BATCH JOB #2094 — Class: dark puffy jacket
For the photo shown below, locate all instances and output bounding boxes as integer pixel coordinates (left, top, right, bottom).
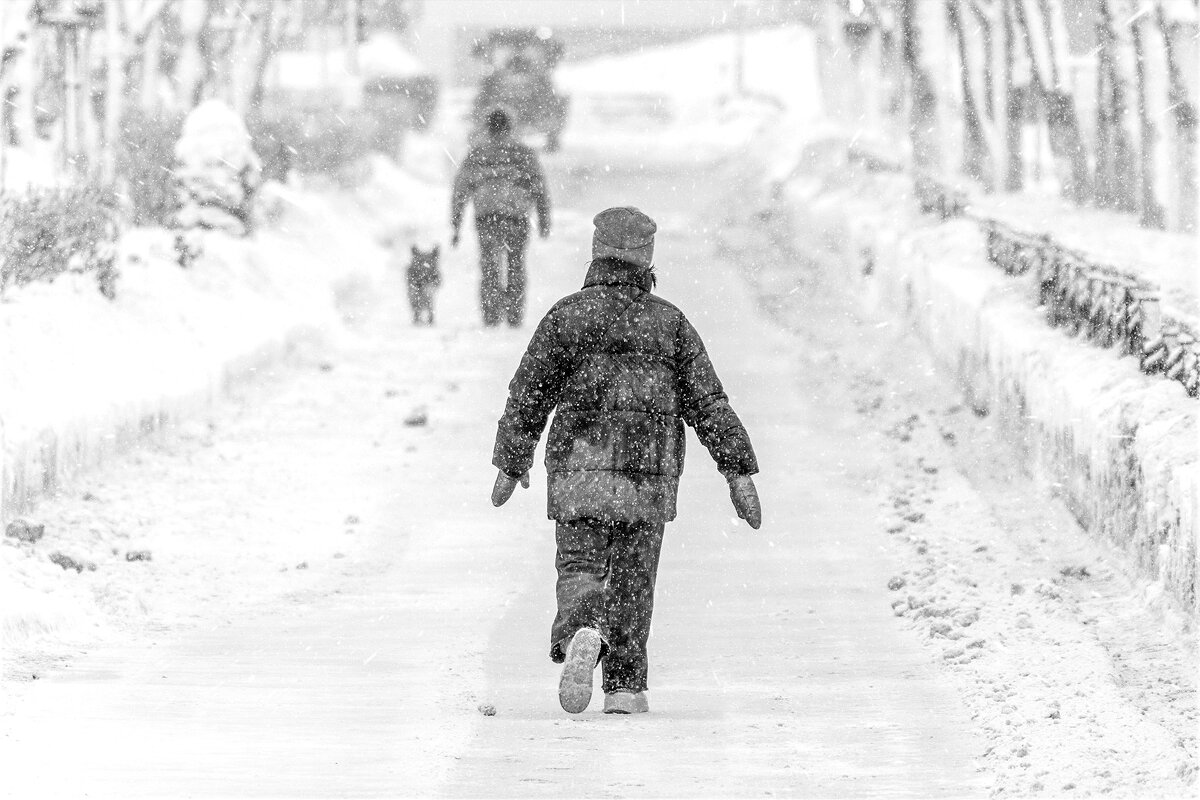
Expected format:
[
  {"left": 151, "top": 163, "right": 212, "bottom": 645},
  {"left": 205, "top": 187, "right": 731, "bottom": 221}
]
[
  {"left": 493, "top": 258, "right": 758, "bottom": 524},
  {"left": 451, "top": 135, "right": 550, "bottom": 227}
]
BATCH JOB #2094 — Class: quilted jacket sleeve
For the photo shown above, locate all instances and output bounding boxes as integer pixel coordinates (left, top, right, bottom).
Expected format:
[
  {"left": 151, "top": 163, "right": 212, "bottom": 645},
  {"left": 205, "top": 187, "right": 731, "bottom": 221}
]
[
  {"left": 676, "top": 315, "right": 759, "bottom": 476},
  {"left": 492, "top": 310, "right": 572, "bottom": 477}
]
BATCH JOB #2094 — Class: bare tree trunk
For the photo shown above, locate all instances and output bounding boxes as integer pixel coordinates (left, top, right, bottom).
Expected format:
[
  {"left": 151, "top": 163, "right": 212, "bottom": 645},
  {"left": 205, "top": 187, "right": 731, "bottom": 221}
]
[
  {"left": 192, "top": 2, "right": 220, "bottom": 108},
  {"left": 1131, "top": 11, "right": 1166, "bottom": 228},
  {"left": 247, "top": 0, "right": 287, "bottom": 116},
  {"left": 139, "top": 21, "right": 161, "bottom": 111},
  {"left": 948, "top": 0, "right": 994, "bottom": 188},
  {"left": 103, "top": 0, "right": 121, "bottom": 184},
  {"left": 77, "top": 27, "right": 103, "bottom": 180},
  {"left": 234, "top": 0, "right": 293, "bottom": 119},
  {"left": 229, "top": 1, "right": 264, "bottom": 116},
  {"left": 970, "top": 0, "right": 1012, "bottom": 191},
  {"left": 1030, "top": 0, "right": 1090, "bottom": 203},
  {"left": 1002, "top": 0, "right": 1023, "bottom": 190},
  {"left": 61, "top": 26, "right": 80, "bottom": 175},
  {"left": 968, "top": 0, "right": 996, "bottom": 120},
  {"left": 899, "top": 0, "right": 941, "bottom": 173},
  {"left": 0, "top": 0, "right": 36, "bottom": 155},
  {"left": 344, "top": 0, "right": 360, "bottom": 75},
  {"left": 877, "top": 6, "right": 905, "bottom": 128},
  {"left": 1157, "top": 1, "right": 1198, "bottom": 233},
  {"left": 1042, "top": 0, "right": 1088, "bottom": 199},
  {"left": 118, "top": 0, "right": 170, "bottom": 112},
  {"left": 172, "top": 0, "right": 216, "bottom": 111},
  {"left": 1094, "top": 0, "right": 1139, "bottom": 212},
  {"left": 1094, "top": 5, "right": 1115, "bottom": 201}
]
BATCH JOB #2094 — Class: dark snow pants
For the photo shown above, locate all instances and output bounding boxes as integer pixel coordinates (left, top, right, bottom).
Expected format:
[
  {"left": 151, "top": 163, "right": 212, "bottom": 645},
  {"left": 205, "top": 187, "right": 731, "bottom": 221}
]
[
  {"left": 550, "top": 517, "right": 665, "bottom": 694},
  {"left": 475, "top": 214, "right": 529, "bottom": 327}
]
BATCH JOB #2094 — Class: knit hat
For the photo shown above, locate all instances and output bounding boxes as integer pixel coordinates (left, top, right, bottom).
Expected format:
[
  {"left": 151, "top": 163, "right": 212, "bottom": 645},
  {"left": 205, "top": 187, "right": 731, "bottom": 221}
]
[{"left": 592, "top": 206, "right": 657, "bottom": 268}]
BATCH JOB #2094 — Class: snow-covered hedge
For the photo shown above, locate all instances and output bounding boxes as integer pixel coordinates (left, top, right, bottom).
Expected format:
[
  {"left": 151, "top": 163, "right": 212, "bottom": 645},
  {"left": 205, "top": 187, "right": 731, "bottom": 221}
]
[{"left": 0, "top": 187, "right": 120, "bottom": 299}]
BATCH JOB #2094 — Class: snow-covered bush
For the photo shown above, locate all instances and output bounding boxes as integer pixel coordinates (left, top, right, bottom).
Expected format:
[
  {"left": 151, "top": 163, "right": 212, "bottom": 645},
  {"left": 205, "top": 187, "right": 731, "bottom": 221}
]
[
  {"left": 0, "top": 187, "right": 120, "bottom": 299},
  {"left": 118, "top": 108, "right": 185, "bottom": 227},
  {"left": 249, "top": 106, "right": 379, "bottom": 187},
  {"left": 173, "top": 100, "right": 262, "bottom": 236}
]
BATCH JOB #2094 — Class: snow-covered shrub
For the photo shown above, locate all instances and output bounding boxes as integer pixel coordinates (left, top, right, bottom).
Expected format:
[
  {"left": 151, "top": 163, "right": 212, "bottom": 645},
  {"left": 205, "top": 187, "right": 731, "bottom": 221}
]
[
  {"left": 0, "top": 187, "right": 120, "bottom": 298},
  {"left": 249, "top": 106, "right": 379, "bottom": 186},
  {"left": 173, "top": 100, "right": 262, "bottom": 236},
  {"left": 117, "top": 108, "right": 184, "bottom": 227}
]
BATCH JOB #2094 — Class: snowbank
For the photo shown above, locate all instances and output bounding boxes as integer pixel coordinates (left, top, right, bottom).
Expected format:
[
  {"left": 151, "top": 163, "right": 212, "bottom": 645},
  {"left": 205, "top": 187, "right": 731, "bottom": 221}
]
[
  {"left": 766, "top": 137, "right": 1198, "bottom": 613},
  {"left": 1, "top": 156, "right": 441, "bottom": 641}
]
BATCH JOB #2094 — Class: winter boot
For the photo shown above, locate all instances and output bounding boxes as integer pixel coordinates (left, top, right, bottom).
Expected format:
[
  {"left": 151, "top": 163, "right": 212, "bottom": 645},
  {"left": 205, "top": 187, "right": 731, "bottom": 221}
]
[
  {"left": 603, "top": 690, "right": 649, "bottom": 715},
  {"left": 558, "top": 627, "right": 602, "bottom": 714}
]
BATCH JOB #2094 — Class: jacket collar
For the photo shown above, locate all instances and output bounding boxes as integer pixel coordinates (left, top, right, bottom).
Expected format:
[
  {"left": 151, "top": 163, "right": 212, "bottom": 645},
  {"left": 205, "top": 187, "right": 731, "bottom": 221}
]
[{"left": 583, "top": 258, "right": 654, "bottom": 293}]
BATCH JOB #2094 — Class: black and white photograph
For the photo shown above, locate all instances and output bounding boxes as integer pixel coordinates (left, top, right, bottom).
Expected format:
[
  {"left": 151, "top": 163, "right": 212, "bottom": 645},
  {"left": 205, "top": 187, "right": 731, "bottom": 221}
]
[{"left": 0, "top": 0, "right": 1196, "bottom": 797}]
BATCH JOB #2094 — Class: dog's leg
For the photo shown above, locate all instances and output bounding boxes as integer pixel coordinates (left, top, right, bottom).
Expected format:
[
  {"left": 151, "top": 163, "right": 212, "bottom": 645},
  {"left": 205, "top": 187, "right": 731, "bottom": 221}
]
[{"left": 424, "top": 287, "right": 439, "bottom": 326}]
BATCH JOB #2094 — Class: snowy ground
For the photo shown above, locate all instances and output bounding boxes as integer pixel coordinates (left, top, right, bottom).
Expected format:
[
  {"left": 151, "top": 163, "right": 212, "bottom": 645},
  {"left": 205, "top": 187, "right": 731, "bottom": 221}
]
[
  {"left": 1, "top": 156, "right": 989, "bottom": 798},
  {"left": 720, "top": 165, "right": 1198, "bottom": 795},
  {"left": 1, "top": 26, "right": 1196, "bottom": 799},
  {"left": 0, "top": 154, "right": 440, "bottom": 513}
]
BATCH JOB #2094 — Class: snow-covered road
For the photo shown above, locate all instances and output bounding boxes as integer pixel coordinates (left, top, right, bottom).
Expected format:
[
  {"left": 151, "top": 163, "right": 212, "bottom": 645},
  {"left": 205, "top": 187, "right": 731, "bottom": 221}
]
[
  {"left": 1, "top": 164, "right": 988, "bottom": 798},
  {"left": 2, "top": 158, "right": 1195, "bottom": 798}
]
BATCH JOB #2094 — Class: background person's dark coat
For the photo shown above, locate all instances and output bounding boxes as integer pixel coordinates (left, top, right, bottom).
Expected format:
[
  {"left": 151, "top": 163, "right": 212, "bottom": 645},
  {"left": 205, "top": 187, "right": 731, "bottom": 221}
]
[
  {"left": 493, "top": 258, "right": 758, "bottom": 524},
  {"left": 451, "top": 137, "right": 550, "bottom": 227}
]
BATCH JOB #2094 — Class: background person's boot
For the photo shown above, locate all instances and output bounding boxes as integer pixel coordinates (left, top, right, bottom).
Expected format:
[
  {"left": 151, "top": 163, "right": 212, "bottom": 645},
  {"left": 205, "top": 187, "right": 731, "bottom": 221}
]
[
  {"left": 558, "top": 627, "right": 602, "bottom": 713},
  {"left": 603, "top": 690, "right": 649, "bottom": 714}
]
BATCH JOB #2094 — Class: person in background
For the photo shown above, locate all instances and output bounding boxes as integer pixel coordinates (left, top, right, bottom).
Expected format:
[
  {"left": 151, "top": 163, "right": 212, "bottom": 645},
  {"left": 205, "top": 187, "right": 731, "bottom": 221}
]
[
  {"left": 450, "top": 106, "right": 551, "bottom": 328},
  {"left": 490, "top": 206, "right": 762, "bottom": 715}
]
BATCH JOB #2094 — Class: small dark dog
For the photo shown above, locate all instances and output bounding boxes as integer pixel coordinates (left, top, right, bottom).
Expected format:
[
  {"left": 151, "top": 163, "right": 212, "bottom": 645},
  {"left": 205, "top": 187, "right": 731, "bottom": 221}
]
[{"left": 406, "top": 245, "right": 441, "bottom": 325}]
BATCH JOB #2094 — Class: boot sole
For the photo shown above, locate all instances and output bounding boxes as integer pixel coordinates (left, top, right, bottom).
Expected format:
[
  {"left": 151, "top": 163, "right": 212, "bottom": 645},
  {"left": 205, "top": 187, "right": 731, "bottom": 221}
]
[{"left": 558, "top": 628, "right": 602, "bottom": 714}]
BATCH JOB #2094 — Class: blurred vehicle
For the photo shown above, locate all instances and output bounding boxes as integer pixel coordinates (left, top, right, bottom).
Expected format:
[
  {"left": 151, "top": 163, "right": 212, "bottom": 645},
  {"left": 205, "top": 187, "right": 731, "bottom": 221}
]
[{"left": 470, "top": 27, "right": 568, "bottom": 152}]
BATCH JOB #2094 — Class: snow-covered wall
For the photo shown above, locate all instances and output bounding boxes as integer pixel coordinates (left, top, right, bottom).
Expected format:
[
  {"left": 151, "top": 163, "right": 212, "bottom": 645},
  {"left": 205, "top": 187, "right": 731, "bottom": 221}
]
[
  {"left": 1, "top": 157, "right": 438, "bottom": 522},
  {"left": 776, "top": 145, "right": 1198, "bottom": 613}
]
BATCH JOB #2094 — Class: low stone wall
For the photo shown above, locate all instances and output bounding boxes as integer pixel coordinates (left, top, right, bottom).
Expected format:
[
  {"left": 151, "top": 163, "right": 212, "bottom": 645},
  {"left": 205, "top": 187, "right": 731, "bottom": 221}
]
[{"left": 778, "top": 150, "right": 1198, "bottom": 613}]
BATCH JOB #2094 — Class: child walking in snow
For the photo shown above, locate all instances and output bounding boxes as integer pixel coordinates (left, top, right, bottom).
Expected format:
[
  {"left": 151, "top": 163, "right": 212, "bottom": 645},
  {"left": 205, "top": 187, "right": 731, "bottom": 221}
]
[{"left": 490, "top": 206, "right": 761, "bottom": 714}]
